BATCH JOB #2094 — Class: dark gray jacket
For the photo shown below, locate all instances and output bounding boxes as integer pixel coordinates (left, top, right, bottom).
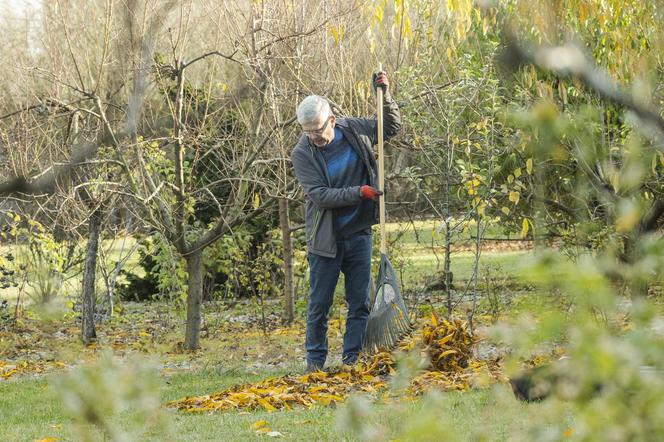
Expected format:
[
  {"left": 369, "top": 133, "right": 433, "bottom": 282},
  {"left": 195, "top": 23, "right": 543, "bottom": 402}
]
[{"left": 291, "top": 96, "right": 401, "bottom": 257}]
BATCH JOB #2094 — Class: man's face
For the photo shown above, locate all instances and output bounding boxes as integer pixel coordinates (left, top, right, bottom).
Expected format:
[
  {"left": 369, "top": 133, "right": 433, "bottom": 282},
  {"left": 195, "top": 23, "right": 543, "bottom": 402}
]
[{"left": 301, "top": 114, "right": 336, "bottom": 147}]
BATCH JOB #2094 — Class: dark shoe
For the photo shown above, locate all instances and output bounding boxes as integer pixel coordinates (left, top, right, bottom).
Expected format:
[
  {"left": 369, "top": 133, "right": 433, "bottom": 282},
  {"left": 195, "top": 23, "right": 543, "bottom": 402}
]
[
  {"left": 342, "top": 356, "right": 357, "bottom": 366},
  {"left": 306, "top": 361, "right": 324, "bottom": 373}
]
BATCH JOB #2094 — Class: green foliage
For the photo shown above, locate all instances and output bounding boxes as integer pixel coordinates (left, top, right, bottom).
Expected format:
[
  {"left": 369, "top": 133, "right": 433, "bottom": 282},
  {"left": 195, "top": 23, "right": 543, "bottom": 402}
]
[
  {"left": 56, "top": 351, "right": 168, "bottom": 441},
  {"left": 206, "top": 224, "right": 306, "bottom": 300},
  {"left": 0, "top": 213, "right": 82, "bottom": 306},
  {"left": 119, "top": 222, "right": 307, "bottom": 303},
  {"left": 118, "top": 234, "right": 187, "bottom": 303},
  {"left": 494, "top": 250, "right": 664, "bottom": 441}
]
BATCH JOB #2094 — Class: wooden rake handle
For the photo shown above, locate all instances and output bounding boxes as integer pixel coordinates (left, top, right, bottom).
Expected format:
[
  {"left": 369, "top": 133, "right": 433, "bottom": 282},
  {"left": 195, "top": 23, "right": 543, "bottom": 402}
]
[{"left": 376, "top": 64, "right": 386, "bottom": 255}]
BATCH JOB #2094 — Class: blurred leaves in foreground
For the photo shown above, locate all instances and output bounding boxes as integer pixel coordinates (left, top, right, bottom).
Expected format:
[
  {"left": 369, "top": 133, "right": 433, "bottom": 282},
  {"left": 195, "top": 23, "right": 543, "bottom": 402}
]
[{"left": 56, "top": 351, "right": 168, "bottom": 442}]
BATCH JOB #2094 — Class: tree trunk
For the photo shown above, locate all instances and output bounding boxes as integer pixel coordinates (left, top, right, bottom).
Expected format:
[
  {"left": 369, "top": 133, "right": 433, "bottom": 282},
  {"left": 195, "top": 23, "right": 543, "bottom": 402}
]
[
  {"left": 184, "top": 249, "right": 203, "bottom": 350},
  {"left": 81, "top": 208, "right": 101, "bottom": 344},
  {"left": 444, "top": 217, "right": 452, "bottom": 316},
  {"left": 279, "top": 198, "right": 295, "bottom": 324}
]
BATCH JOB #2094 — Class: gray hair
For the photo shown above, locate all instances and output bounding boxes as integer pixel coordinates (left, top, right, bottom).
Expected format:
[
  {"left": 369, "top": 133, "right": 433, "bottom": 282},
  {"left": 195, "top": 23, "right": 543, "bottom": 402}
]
[{"left": 296, "top": 95, "right": 331, "bottom": 125}]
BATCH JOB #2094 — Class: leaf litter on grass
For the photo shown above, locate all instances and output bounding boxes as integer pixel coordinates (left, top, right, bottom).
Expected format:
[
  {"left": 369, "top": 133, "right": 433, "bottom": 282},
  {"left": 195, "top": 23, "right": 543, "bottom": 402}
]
[
  {"left": 168, "top": 313, "right": 505, "bottom": 413},
  {"left": 0, "top": 359, "right": 66, "bottom": 380}
]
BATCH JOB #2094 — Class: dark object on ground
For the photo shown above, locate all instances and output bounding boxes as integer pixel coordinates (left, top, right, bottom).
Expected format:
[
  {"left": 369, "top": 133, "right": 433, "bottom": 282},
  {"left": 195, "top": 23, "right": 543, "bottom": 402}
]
[
  {"left": 510, "top": 359, "right": 661, "bottom": 402},
  {"left": 509, "top": 357, "right": 603, "bottom": 402},
  {"left": 426, "top": 271, "right": 454, "bottom": 291},
  {"left": 509, "top": 363, "right": 560, "bottom": 402}
]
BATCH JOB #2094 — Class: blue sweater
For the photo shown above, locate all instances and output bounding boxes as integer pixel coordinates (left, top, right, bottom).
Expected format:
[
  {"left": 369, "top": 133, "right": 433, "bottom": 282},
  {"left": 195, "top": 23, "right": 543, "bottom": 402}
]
[{"left": 321, "top": 127, "right": 372, "bottom": 237}]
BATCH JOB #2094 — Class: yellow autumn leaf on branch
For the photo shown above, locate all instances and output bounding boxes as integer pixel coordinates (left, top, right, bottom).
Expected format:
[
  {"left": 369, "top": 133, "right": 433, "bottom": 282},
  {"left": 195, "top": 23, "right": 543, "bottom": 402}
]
[
  {"left": 521, "top": 218, "right": 530, "bottom": 238},
  {"left": 329, "top": 25, "right": 345, "bottom": 45},
  {"left": 508, "top": 191, "right": 520, "bottom": 204}
]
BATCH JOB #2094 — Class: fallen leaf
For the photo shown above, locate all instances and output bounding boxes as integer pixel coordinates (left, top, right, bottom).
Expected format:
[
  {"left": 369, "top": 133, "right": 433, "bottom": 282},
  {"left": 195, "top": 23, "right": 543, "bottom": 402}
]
[{"left": 251, "top": 420, "right": 269, "bottom": 430}]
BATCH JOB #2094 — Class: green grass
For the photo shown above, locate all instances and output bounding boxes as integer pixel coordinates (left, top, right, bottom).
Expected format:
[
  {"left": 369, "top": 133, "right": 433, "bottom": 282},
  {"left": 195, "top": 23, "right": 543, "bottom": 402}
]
[
  {"left": 0, "top": 367, "right": 552, "bottom": 442},
  {"left": 0, "top": 235, "right": 142, "bottom": 304},
  {"left": 0, "top": 222, "right": 568, "bottom": 441}
]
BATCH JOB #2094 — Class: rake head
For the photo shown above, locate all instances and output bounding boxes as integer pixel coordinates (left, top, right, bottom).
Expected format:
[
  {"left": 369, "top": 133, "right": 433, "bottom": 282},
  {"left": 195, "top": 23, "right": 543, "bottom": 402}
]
[{"left": 363, "top": 254, "right": 412, "bottom": 354}]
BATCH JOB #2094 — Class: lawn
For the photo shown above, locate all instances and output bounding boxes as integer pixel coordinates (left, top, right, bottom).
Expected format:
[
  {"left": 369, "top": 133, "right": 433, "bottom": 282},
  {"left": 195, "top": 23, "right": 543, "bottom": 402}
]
[
  {"left": 0, "top": 362, "right": 548, "bottom": 441},
  {"left": 0, "top": 221, "right": 568, "bottom": 441}
]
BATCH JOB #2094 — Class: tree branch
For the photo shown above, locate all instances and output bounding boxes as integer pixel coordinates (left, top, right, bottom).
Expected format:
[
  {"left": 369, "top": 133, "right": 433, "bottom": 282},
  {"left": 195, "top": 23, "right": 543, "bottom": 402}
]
[{"left": 499, "top": 32, "right": 664, "bottom": 141}]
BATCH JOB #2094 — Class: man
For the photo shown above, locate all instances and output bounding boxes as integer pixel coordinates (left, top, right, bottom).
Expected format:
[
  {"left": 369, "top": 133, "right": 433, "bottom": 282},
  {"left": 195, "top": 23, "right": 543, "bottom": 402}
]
[{"left": 291, "top": 72, "right": 401, "bottom": 371}]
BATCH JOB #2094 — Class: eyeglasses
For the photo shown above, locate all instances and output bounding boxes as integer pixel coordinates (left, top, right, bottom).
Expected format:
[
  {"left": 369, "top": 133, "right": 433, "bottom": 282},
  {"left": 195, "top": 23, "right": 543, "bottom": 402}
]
[{"left": 302, "top": 116, "right": 332, "bottom": 137}]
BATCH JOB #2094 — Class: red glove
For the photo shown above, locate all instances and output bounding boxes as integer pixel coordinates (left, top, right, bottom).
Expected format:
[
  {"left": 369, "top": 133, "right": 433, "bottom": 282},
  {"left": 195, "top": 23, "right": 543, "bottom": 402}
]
[{"left": 360, "top": 185, "right": 383, "bottom": 201}]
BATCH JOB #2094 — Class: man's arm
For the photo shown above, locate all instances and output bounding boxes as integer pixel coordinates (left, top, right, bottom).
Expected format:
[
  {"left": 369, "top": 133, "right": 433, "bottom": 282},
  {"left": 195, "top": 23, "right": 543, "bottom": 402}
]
[
  {"left": 381, "top": 92, "right": 402, "bottom": 140},
  {"left": 291, "top": 147, "right": 362, "bottom": 209},
  {"left": 369, "top": 71, "right": 402, "bottom": 143}
]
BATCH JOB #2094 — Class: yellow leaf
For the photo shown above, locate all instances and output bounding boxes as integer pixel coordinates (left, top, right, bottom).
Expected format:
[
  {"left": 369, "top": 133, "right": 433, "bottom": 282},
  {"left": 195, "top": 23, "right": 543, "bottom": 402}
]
[
  {"left": 372, "top": 4, "right": 384, "bottom": 24},
  {"left": 520, "top": 218, "right": 530, "bottom": 238},
  {"left": 437, "top": 333, "right": 454, "bottom": 345},
  {"left": 652, "top": 153, "right": 658, "bottom": 173},
  {"left": 610, "top": 172, "right": 620, "bottom": 192},
  {"left": 430, "top": 311, "right": 439, "bottom": 327},
  {"left": 258, "top": 398, "right": 277, "bottom": 412},
  {"left": 501, "top": 206, "right": 510, "bottom": 215},
  {"left": 507, "top": 174, "right": 514, "bottom": 184},
  {"left": 436, "top": 349, "right": 458, "bottom": 360},
  {"left": 253, "top": 193, "right": 261, "bottom": 210},
  {"left": 35, "top": 438, "right": 59, "bottom": 442},
  {"left": 526, "top": 158, "right": 533, "bottom": 175},
  {"left": 508, "top": 191, "right": 520, "bottom": 204},
  {"left": 514, "top": 168, "right": 522, "bottom": 178},
  {"left": 252, "top": 420, "right": 269, "bottom": 430},
  {"left": 329, "top": 25, "right": 345, "bottom": 45}
]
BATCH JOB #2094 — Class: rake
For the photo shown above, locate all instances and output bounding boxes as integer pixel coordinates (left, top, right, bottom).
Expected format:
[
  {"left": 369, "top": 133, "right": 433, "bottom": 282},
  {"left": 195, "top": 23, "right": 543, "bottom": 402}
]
[{"left": 362, "top": 65, "right": 412, "bottom": 354}]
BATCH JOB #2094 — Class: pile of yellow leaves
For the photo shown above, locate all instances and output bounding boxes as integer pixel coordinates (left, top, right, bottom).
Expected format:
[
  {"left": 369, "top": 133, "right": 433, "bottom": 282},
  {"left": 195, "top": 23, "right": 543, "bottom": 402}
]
[
  {"left": 169, "top": 315, "right": 502, "bottom": 413},
  {"left": 170, "top": 363, "right": 388, "bottom": 413},
  {"left": 420, "top": 315, "right": 475, "bottom": 372}
]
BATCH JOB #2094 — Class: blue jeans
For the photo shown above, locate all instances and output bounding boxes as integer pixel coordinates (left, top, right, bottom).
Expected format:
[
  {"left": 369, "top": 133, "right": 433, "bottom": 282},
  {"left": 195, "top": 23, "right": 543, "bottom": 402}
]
[{"left": 306, "top": 232, "right": 372, "bottom": 367}]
